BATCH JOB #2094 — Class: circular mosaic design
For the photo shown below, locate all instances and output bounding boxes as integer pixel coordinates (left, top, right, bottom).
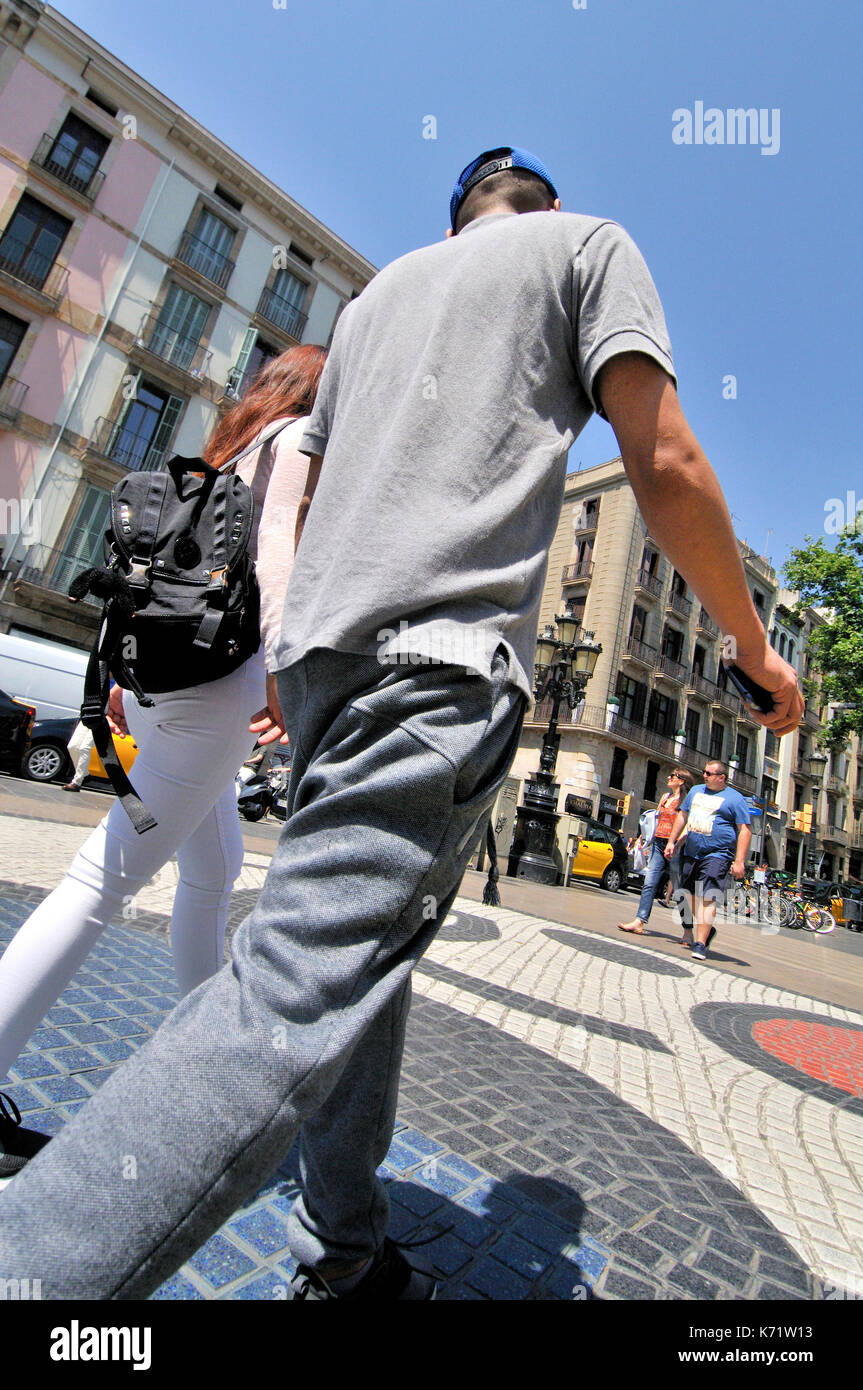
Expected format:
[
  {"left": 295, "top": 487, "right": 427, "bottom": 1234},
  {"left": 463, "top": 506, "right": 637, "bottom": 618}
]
[{"left": 691, "top": 1002, "right": 863, "bottom": 1115}]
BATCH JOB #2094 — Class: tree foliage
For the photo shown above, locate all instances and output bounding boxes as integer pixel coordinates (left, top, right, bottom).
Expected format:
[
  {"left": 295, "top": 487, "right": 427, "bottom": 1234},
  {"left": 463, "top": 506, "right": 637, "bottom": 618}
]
[{"left": 784, "top": 527, "right": 863, "bottom": 749}]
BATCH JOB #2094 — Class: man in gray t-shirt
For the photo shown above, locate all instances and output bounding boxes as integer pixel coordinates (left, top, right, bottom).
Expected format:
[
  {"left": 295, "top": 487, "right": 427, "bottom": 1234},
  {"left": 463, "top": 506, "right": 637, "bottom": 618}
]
[
  {"left": 0, "top": 147, "right": 802, "bottom": 1303},
  {"left": 277, "top": 189, "right": 675, "bottom": 700}
]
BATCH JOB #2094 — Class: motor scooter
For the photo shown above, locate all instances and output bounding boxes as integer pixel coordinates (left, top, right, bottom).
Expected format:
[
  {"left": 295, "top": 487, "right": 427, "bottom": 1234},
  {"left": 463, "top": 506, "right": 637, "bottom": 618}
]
[{"left": 235, "top": 763, "right": 289, "bottom": 822}]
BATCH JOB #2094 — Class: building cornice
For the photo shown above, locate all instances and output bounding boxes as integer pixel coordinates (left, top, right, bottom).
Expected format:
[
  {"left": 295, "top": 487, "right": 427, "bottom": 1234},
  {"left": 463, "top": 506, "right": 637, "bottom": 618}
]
[{"left": 38, "top": 6, "right": 377, "bottom": 285}]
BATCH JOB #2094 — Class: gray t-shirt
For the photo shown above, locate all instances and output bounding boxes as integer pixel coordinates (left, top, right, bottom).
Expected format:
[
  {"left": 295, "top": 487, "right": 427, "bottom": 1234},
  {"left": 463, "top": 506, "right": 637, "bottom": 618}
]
[{"left": 276, "top": 210, "right": 675, "bottom": 698}]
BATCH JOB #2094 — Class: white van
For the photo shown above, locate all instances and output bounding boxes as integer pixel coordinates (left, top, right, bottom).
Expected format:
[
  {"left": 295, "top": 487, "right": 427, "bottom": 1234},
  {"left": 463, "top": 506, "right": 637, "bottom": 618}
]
[{"left": 0, "top": 630, "right": 87, "bottom": 720}]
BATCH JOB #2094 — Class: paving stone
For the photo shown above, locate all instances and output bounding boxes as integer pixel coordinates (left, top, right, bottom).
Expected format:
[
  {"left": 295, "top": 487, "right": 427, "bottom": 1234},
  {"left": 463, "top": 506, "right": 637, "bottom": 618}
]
[
  {"left": 695, "top": 1249, "right": 752, "bottom": 1290},
  {"left": 666, "top": 1263, "right": 724, "bottom": 1299},
  {"left": 601, "top": 1268, "right": 660, "bottom": 1300}
]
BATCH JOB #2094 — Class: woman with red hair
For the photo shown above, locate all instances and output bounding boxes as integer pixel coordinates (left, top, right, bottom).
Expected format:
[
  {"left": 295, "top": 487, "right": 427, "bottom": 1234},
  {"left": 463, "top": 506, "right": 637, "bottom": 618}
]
[{"left": 0, "top": 345, "right": 326, "bottom": 1179}]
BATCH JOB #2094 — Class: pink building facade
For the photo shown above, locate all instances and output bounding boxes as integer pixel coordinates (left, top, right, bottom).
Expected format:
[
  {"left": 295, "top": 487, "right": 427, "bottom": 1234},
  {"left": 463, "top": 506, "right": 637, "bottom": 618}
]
[{"left": 0, "top": 0, "right": 373, "bottom": 647}]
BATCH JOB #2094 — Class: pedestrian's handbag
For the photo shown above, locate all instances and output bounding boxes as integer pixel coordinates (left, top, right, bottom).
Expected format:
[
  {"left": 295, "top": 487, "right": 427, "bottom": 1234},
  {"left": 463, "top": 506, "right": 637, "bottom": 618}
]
[
  {"left": 67, "top": 421, "right": 288, "bottom": 834},
  {"left": 639, "top": 807, "right": 658, "bottom": 848}
]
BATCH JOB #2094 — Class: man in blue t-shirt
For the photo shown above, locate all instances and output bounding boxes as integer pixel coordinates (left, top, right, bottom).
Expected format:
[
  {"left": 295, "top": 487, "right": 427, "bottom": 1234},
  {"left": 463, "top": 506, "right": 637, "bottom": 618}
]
[{"left": 664, "top": 760, "right": 751, "bottom": 961}]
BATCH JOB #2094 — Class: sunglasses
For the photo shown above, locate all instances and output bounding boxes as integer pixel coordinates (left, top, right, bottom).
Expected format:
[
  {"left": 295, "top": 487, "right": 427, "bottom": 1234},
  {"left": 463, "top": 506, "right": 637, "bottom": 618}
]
[{"left": 703, "top": 769, "right": 726, "bottom": 777}]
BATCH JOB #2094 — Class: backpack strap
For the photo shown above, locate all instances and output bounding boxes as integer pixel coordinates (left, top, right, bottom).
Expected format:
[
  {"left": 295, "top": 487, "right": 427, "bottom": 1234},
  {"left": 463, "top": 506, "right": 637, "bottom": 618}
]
[
  {"left": 122, "top": 471, "right": 170, "bottom": 591},
  {"left": 80, "top": 616, "right": 157, "bottom": 835},
  {"left": 193, "top": 474, "right": 231, "bottom": 650},
  {"left": 219, "top": 418, "right": 292, "bottom": 474}
]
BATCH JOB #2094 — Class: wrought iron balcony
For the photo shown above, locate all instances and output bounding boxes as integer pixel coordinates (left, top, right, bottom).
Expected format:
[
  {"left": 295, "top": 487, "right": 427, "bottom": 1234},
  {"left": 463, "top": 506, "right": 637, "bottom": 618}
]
[
  {"left": 666, "top": 589, "right": 692, "bottom": 620},
  {"left": 655, "top": 654, "right": 688, "bottom": 685},
  {"left": 826, "top": 775, "right": 848, "bottom": 795},
  {"left": 134, "top": 310, "right": 212, "bottom": 379},
  {"left": 0, "top": 234, "right": 69, "bottom": 303},
  {"left": 15, "top": 544, "right": 101, "bottom": 605},
  {"left": 561, "top": 559, "right": 594, "bottom": 585},
  {"left": 728, "top": 767, "right": 757, "bottom": 797},
  {"left": 175, "top": 230, "right": 235, "bottom": 290},
  {"left": 31, "top": 132, "right": 106, "bottom": 200},
  {"left": 256, "top": 287, "right": 307, "bottom": 340},
  {"left": 87, "top": 416, "right": 170, "bottom": 473},
  {"left": 696, "top": 608, "right": 719, "bottom": 639},
  {"left": 687, "top": 671, "right": 718, "bottom": 701},
  {"left": 803, "top": 704, "right": 822, "bottom": 729},
  {"left": 0, "top": 375, "right": 28, "bottom": 423},
  {"left": 634, "top": 567, "right": 662, "bottom": 600},
  {"left": 526, "top": 700, "right": 679, "bottom": 761},
  {"left": 712, "top": 684, "right": 739, "bottom": 713},
  {"left": 622, "top": 635, "right": 657, "bottom": 666}
]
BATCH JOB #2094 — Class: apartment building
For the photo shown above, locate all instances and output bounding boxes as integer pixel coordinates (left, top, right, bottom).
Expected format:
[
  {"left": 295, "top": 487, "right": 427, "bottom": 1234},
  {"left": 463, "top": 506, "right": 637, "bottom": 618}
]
[
  {"left": 510, "top": 458, "right": 780, "bottom": 851},
  {"left": 0, "top": 1, "right": 375, "bottom": 647}
]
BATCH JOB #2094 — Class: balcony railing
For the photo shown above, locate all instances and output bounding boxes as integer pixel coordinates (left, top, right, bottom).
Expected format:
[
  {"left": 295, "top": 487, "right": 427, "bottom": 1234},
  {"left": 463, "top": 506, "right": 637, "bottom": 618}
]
[
  {"left": 826, "top": 775, "right": 848, "bottom": 795},
  {"left": 526, "top": 700, "right": 679, "bottom": 761},
  {"left": 675, "top": 741, "right": 709, "bottom": 775},
  {"left": 175, "top": 230, "right": 235, "bottom": 290},
  {"left": 256, "top": 287, "right": 307, "bottom": 340},
  {"left": 712, "top": 684, "right": 739, "bottom": 713},
  {"left": 0, "top": 234, "right": 69, "bottom": 303},
  {"left": 31, "top": 132, "right": 106, "bottom": 200},
  {"left": 15, "top": 544, "right": 101, "bottom": 605},
  {"left": 655, "top": 653, "right": 688, "bottom": 685},
  {"left": 803, "top": 704, "right": 822, "bottom": 729},
  {"left": 561, "top": 559, "right": 594, "bottom": 585},
  {"left": 728, "top": 767, "right": 757, "bottom": 797},
  {"left": 666, "top": 589, "right": 692, "bottom": 620},
  {"left": 696, "top": 608, "right": 719, "bottom": 639},
  {"left": 687, "top": 671, "right": 718, "bottom": 701},
  {"left": 623, "top": 635, "right": 657, "bottom": 666},
  {"left": 0, "top": 375, "right": 28, "bottom": 423},
  {"left": 135, "top": 310, "right": 212, "bottom": 379},
  {"left": 635, "top": 567, "right": 662, "bottom": 600},
  {"left": 87, "top": 416, "right": 170, "bottom": 473},
  {"left": 823, "top": 825, "right": 849, "bottom": 847},
  {"left": 852, "top": 827, "right": 863, "bottom": 849}
]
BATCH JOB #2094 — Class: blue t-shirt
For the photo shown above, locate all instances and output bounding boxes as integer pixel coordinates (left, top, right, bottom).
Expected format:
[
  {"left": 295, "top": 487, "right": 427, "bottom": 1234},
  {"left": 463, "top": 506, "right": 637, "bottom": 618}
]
[{"left": 680, "top": 784, "right": 751, "bottom": 858}]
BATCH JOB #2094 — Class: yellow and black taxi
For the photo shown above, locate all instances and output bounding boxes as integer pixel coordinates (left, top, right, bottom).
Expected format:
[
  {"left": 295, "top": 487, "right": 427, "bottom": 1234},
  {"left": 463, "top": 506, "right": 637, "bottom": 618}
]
[{"left": 566, "top": 816, "right": 630, "bottom": 894}]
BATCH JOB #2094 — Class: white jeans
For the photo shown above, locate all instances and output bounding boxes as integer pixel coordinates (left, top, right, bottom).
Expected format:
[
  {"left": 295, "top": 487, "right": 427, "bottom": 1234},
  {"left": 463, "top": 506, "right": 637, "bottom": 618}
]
[{"left": 0, "top": 653, "right": 266, "bottom": 1083}]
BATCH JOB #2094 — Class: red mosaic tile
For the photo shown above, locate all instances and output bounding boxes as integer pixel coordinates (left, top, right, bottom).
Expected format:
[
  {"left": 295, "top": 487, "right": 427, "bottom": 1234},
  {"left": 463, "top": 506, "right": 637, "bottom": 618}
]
[{"left": 753, "top": 1020, "right": 863, "bottom": 1098}]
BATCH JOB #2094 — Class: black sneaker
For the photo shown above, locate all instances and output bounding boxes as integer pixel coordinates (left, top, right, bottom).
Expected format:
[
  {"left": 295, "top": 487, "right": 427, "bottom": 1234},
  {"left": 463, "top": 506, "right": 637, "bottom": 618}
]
[
  {"left": 0, "top": 1092, "right": 51, "bottom": 1179},
  {"left": 290, "top": 1236, "right": 437, "bottom": 1300}
]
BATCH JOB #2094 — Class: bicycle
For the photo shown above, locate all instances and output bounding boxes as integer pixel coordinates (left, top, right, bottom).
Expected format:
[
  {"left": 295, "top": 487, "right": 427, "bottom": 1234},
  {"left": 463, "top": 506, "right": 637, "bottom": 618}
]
[{"left": 776, "top": 888, "right": 836, "bottom": 933}]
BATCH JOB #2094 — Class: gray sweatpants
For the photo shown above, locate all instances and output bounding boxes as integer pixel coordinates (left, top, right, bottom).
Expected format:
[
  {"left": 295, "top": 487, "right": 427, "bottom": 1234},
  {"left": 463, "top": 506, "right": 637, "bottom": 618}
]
[{"left": 0, "top": 647, "right": 524, "bottom": 1298}]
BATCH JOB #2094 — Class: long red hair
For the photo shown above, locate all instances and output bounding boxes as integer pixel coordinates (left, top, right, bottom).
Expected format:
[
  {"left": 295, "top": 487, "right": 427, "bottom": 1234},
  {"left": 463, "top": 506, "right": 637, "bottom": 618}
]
[{"left": 203, "top": 344, "right": 327, "bottom": 471}]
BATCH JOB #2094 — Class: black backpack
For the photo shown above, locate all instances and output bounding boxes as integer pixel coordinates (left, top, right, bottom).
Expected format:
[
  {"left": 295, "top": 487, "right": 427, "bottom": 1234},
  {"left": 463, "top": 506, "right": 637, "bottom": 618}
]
[{"left": 69, "top": 421, "right": 287, "bottom": 834}]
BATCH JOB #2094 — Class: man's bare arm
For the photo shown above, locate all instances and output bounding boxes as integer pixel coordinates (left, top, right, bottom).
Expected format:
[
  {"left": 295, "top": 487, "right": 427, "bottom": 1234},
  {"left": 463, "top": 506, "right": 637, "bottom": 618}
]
[
  {"left": 596, "top": 353, "right": 803, "bottom": 736},
  {"left": 294, "top": 454, "right": 323, "bottom": 554}
]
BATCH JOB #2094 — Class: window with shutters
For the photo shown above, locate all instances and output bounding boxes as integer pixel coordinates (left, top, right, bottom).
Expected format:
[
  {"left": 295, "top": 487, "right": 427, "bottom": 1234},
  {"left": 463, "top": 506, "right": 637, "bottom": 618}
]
[
  {"left": 0, "top": 309, "right": 27, "bottom": 386},
  {"left": 615, "top": 672, "right": 647, "bottom": 723},
  {"left": 44, "top": 114, "right": 110, "bottom": 195},
  {"left": 609, "top": 747, "right": 627, "bottom": 790},
  {"left": 150, "top": 283, "right": 210, "bottom": 370},
  {"left": 107, "top": 381, "right": 184, "bottom": 472},
  {"left": 49, "top": 486, "right": 112, "bottom": 591},
  {"left": 710, "top": 721, "right": 725, "bottom": 761},
  {"left": 643, "top": 760, "right": 660, "bottom": 802},
  {"left": 0, "top": 193, "right": 71, "bottom": 289}
]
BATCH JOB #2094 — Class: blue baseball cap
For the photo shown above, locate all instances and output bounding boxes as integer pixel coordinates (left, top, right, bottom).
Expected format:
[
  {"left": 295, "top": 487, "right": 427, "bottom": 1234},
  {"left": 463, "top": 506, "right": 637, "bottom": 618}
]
[{"left": 449, "top": 146, "right": 558, "bottom": 229}]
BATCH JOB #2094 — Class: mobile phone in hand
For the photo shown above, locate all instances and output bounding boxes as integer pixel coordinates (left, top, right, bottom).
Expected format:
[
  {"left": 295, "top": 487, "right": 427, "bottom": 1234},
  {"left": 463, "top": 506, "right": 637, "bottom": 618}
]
[{"left": 724, "top": 664, "right": 776, "bottom": 714}]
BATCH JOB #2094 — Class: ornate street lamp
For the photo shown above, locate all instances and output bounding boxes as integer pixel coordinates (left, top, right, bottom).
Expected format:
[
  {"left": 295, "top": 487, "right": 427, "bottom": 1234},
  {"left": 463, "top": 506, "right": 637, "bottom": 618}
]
[
  {"left": 507, "top": 604, "right": 602, "bottom": 883},
  {"left": 806, "top": 748, "right": 829, "bottom": 878}
]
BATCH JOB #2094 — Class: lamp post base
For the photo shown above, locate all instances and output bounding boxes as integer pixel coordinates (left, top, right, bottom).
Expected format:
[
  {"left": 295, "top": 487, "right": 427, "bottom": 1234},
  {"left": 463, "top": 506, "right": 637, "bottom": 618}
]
[{"left": 507, "top": 773, "right": 562, "bottom": 884}]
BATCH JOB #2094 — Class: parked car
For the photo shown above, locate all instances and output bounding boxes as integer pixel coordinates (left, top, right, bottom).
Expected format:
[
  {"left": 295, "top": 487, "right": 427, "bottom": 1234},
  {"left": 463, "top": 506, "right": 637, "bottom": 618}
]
[
  {"left": 566, "top": 818, "right": 630, "bottom": 893},
  {"left": 21, "top": 713, "right": 138, "bottom": 785},
  {"left": 0, "top": 686, "right": 37, "bottom": 776}
]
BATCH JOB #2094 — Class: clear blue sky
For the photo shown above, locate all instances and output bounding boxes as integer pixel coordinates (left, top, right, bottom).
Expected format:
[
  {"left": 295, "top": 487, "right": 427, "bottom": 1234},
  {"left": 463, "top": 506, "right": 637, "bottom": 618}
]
[{"left": 55, "top": 0, "right": 860, "bottom": 577}]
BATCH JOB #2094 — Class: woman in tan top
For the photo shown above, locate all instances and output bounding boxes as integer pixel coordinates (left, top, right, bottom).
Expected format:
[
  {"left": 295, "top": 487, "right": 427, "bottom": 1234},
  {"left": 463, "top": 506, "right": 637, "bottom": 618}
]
[
  {"left": 617, "top": 767, "right": 695, "bottom": 936},
  {"left": 0, "top": 348, "right": 325, "bottom": 1177}
]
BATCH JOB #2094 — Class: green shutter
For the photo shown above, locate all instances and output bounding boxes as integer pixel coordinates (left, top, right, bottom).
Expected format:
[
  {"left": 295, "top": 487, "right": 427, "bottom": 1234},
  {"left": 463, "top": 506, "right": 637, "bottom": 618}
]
[
  {"left": 145, "top": 394, "right": 184, "bottom": 471},
  {"left": 227, "top": 325, "right": 258, "bottom": 395}
]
